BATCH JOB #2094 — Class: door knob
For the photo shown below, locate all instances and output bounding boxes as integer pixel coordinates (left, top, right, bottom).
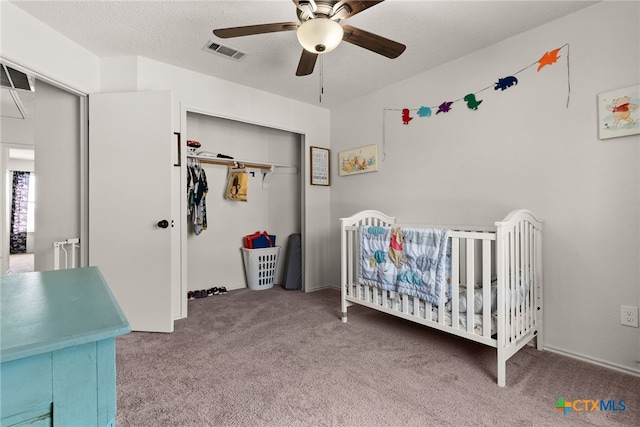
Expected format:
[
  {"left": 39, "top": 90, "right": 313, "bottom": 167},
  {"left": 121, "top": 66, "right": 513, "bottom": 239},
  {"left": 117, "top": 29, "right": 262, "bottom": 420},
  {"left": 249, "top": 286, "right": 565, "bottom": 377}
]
[{"left": 157, "top": 220, "right": 169, "bottom": 229}]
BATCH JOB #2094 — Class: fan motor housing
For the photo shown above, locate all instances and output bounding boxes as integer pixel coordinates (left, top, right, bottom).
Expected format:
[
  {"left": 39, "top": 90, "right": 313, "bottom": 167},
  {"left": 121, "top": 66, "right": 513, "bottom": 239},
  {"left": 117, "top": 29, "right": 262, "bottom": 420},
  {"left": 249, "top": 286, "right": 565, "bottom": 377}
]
[{"left": 297, "top": 1, "right": 349, "bottom": 22}]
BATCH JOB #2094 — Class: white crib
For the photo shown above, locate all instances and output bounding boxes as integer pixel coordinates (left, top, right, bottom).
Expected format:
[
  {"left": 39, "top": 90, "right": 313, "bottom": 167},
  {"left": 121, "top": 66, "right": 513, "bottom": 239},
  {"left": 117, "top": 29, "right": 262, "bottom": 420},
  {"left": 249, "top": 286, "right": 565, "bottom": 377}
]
[{"left": 340, "top": 209, "right": 543, "bottom": 386}]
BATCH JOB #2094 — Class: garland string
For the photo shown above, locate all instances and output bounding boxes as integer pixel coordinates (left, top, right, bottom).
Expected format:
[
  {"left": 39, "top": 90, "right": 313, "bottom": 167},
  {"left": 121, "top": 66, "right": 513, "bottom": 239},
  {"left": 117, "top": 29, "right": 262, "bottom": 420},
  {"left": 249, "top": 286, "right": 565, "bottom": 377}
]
[{"left": 383, "top": 43, "right": 571, "bottom": 115}]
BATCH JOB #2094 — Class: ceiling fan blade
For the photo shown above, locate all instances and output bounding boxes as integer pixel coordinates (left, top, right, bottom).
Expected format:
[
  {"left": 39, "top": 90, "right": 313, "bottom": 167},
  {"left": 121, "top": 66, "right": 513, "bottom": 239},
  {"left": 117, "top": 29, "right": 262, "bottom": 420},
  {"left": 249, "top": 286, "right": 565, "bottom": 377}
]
[
  {"left": 341, "top": 1, "right": 385, "bottom": 19},
  {"left": 296, "top": 50, "right": 318, "bottom": 76},
  {"left": 213, "top": 22, "right": 298, "bottom": 39},
  {"left": 342, "top": 25, "right": 406, "bottom": 59}
]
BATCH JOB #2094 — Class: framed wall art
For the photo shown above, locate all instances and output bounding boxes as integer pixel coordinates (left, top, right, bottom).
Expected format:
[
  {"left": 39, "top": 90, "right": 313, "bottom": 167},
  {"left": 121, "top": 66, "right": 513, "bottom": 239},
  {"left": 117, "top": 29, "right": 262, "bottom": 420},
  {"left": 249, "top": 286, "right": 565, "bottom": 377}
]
[
  {"left": 597, "top": 84, "right": 640, "bottom": 140},
  {"left": 310, "top": 146, "right": 330, "bottom": 186},
  {"left": 338, "top": 144, "right": 379, "bottom": 176}
]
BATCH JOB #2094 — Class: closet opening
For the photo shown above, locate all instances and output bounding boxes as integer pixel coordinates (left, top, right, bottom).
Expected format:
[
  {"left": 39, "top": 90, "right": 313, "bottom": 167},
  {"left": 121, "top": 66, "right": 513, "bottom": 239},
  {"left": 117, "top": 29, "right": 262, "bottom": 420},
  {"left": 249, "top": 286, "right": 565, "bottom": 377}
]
[{"left": 183, "top": 112, "right": 302, "bottom": 296}]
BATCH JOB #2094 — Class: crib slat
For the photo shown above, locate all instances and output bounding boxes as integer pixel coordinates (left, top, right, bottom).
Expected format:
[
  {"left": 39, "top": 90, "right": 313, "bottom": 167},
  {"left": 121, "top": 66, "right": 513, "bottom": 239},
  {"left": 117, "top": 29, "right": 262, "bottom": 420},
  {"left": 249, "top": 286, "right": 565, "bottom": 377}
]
[
  {"left": 450, "top": 237, "right": 460, "bottom": 328},
  {"left": 534, "top": 219, "right": 542, "bottom": 339},
  {"left": 511, "top": 225, "right": 518, "bottom": 342},
  {"left": 348, "top": 230, "right": 355, "bottom": 295},
  {"left": 530, "top": 224, "right": 534, "bottom": 327},
  {"left": 520, "top": 223, "right": 532, "bottom": 334},
  {"left": 466, "top": 240, "right": 475, "bottom": 333},
  {"left": 513, "top": 222, "right": 524, "bottom": 340},
  {"left": 520, "top": 224, "right": 526, "bottom": 333},
  {"left": 506, "top": 227, "right": 514, "bottom": 344},
  {"left": 373, "top": 283, "right": 379, "bottom": 306},
  {"left": 529, "top": 222, "right": 536, "bottom": 330},
  {"left": 348, "top": 233, "right": 353, "bottom": 297},
  {"left": 520, "top": 222, "right": 525, "bottom": 337},
  {"left": 482, "top": 239, "right": 492, "bottom": 338}
]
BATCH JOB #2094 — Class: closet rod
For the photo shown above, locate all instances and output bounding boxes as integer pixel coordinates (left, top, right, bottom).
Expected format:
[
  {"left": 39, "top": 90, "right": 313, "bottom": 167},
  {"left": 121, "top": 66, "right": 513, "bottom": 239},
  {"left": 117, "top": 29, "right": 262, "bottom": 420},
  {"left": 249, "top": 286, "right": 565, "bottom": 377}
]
[{"left": 187, "top": 154, "right": 296, "bottom": 172}]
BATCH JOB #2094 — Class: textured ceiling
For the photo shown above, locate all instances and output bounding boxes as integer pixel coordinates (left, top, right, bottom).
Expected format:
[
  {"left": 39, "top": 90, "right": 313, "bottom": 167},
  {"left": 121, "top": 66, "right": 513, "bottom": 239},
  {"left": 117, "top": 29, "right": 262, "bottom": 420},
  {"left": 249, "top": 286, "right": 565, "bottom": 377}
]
[{"left": 11, "top": 0, "right": 598, "bottom": 108}]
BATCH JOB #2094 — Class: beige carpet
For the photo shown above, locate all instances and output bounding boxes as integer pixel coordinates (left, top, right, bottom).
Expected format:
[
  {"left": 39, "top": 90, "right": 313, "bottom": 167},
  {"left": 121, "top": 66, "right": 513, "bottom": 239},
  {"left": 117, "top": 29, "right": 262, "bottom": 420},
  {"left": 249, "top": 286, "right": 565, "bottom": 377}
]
[{"left": 116, "top": 287, "right": 640, "bottom": 426}]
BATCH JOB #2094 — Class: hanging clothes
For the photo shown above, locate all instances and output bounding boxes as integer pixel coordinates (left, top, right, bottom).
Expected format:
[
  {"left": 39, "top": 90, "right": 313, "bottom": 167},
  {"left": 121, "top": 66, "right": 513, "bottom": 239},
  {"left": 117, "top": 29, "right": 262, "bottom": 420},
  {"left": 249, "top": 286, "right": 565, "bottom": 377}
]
[{"left": 187, "top": 162, "right": 208, "bottom": 235}]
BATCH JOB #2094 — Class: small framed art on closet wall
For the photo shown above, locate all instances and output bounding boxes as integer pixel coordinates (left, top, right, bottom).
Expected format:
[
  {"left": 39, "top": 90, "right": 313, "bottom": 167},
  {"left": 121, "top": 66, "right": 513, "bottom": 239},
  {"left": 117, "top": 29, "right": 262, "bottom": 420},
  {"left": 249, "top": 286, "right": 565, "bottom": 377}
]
[{"left": 310, "top": 146, "right": 330, "bottom": 186}]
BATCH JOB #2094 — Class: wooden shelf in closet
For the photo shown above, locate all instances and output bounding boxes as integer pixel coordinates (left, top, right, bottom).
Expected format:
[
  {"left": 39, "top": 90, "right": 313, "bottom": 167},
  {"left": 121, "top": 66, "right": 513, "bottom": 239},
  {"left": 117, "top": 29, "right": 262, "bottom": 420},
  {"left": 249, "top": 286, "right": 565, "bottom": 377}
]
[{"left": 187, "top": 154, "right": 297, "bottom": 189}]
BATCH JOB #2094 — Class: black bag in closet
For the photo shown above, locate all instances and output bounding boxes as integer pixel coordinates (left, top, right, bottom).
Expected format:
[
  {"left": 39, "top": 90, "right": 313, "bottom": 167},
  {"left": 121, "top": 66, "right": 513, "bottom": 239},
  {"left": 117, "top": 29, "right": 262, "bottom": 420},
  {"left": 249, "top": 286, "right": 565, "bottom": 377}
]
[{"left": 282, "top": 233, "right": 302, "bottom": 290}]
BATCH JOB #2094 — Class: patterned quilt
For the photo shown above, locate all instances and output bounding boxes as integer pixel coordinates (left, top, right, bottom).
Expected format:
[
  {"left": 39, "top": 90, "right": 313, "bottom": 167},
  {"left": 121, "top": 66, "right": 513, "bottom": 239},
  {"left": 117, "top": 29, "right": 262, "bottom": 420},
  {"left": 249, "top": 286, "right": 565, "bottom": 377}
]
[{"left": 359, "top": 225, "right": 450, "bottom": 306}]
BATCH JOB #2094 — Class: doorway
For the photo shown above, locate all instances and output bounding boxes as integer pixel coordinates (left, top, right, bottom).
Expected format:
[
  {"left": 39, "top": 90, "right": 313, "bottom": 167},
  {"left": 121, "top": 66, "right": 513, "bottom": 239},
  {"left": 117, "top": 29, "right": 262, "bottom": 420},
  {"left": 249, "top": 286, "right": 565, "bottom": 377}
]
[
  {"left": 7, "top": 150, "right": 35, "bottom": 274},
  {"left": 1, "top": 66, "right": 85, "bottom": 275}
]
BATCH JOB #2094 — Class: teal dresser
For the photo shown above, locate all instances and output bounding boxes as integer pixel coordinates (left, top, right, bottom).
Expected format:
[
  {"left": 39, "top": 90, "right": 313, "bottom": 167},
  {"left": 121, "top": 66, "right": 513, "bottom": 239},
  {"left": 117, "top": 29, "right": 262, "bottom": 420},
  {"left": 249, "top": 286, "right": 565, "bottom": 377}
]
[{"left": 1, "top": 267, "right": 130, "bottom": 426}]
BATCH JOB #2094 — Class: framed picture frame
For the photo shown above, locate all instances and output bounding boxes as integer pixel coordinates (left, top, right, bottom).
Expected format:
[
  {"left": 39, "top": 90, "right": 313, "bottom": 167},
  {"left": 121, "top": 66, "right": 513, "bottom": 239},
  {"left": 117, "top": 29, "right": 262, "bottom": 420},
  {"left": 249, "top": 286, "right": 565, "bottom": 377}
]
[
  {"left": 310, "top": 146, "right": 330, "bottom": 186},
  {"left": 597, "top": 84, "right": 640, "bottom": 140},
  {"left": 338, "top": 144, "right": 379, "bottom": 176}
]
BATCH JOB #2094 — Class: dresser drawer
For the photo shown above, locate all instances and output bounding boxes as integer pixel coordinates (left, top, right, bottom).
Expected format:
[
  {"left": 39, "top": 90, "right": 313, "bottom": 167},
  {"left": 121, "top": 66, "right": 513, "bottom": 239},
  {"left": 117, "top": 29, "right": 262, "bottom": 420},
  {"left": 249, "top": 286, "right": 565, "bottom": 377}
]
[{"left": 1, "top": 353, "right": 53, "bottom": 426}]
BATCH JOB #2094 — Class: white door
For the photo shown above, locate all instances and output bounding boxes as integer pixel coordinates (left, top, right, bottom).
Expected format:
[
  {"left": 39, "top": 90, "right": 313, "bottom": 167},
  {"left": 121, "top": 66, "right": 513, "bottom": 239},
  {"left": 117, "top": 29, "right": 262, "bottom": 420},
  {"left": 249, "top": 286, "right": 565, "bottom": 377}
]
[{"left": 89, "top": 91, "right": 174, "bottom": 332}]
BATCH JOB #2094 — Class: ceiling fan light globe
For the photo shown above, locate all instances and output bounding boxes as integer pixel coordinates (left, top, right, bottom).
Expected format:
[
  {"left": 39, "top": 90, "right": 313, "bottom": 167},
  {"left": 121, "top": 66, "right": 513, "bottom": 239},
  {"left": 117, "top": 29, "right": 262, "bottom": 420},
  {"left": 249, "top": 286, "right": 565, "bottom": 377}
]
[{"left": 296, "top": 18, "right": 343, "bottom": 54}]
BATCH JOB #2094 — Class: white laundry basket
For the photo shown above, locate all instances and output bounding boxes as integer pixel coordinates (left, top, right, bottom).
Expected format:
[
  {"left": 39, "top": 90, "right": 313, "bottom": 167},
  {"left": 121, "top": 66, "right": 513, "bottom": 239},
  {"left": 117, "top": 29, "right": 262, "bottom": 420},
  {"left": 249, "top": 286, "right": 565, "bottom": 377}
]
[{"left": 241, "top": 246, "right": 280, "bottom": 290}]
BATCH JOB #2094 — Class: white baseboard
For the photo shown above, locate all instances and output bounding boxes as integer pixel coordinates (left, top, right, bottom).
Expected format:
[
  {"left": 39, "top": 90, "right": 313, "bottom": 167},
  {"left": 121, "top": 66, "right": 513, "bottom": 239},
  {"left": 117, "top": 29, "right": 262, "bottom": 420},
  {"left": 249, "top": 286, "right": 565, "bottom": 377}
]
[
  {"left": 544, "top": 345, "right": 640, "bottom": 378},
  {"left": 304, "top": 283, "right": 339, "bottom": 292}
]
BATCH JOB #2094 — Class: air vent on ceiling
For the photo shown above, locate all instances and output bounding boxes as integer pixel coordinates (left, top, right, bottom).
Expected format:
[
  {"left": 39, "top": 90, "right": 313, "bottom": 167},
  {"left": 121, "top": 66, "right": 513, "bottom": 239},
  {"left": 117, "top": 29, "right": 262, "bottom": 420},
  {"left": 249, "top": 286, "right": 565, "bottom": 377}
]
[
  {"left": 203, "top": 41, "right": 247, "bottom": 61},
  {"left": 1, "top": 64, "right": 33, "bottom": 91}
]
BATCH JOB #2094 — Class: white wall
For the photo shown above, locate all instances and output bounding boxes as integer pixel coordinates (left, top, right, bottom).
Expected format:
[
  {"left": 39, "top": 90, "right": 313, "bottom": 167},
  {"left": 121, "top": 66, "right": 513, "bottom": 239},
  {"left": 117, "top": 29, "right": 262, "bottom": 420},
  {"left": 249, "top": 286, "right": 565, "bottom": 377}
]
[
  {"left": 329, "top": 1, "right": 640, "bottom": 374},
  {"left": 0, "top": 2, "right": 100, "bottom": 94},
  {"left": 0, "top": 117, "right": 34, "bottom": 147},
  {"left": 186, "top": 112, "right": 301, "bottom": 291},
  {"left": 7, "top": 157, "right": 34, "bottom": 172}
]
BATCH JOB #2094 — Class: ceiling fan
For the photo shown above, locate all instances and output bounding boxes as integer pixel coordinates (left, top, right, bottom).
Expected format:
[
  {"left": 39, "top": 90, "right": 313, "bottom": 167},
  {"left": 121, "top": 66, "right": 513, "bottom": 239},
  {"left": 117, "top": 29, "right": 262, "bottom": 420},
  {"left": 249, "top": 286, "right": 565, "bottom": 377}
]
[{"left": 213, "top": 0, "right": 406, "bottom": 76}]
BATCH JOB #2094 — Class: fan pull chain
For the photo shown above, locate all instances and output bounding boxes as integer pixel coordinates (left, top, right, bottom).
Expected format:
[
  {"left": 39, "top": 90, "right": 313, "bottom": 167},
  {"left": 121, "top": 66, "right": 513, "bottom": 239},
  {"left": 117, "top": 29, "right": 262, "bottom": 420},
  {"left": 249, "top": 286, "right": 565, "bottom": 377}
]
[{"left": 319, "top": 54, "right": 324, "bottom": 103}]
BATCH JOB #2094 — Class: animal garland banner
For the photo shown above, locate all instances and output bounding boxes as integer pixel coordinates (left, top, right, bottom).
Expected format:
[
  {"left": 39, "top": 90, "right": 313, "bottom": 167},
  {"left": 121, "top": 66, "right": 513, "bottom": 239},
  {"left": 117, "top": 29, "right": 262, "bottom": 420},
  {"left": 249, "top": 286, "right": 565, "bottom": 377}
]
[{"left": 392, "top": 44, "right": 570, "bottom": 125}]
